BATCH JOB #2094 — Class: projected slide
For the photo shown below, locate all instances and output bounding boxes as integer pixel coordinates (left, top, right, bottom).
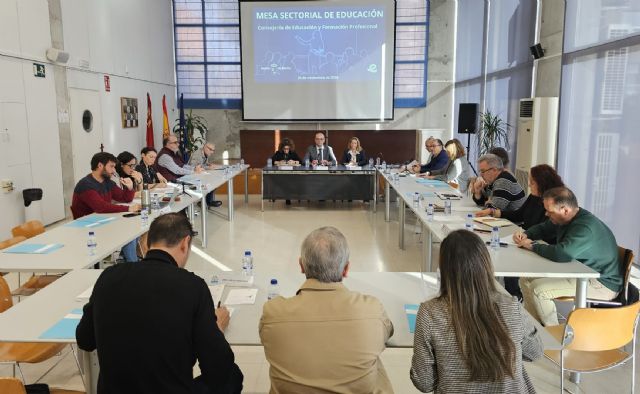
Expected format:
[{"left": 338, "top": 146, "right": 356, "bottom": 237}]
[{"left": 253, "top": 7, "right": 386, "bottom": 83}]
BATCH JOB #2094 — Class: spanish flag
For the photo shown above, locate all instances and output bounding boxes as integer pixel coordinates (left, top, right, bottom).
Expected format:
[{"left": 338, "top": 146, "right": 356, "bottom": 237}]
[{"left": 162, "top": 94, "right": 170, "bottom": 139}]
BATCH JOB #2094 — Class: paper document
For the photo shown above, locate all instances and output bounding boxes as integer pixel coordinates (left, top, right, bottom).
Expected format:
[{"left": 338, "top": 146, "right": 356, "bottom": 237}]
[
  {"left": 452, "top": 206, "right": 479, "bottom": 213},
  {"left": 208, "top": 284, "right": 225, "bottom": 306},
  {"left": 211, "top": 272, "right": 254, "bottom": 287},
  {"left": 224, "top": 288, "right": 258, "bottom": 305},
  {"left": 76, "top": 286, "right": 94, "bottom": 301},
  {"left": 500, "top": 235, "right": 518, "bottom": 245},
  {"left": 432, "top": 216, "right": 464, "bottom": 223},
  {"left": 473, "top": 217, "right": 513, "bottom": 227},
  {"left": 405, "top": 304, "right": 419, "bottom": 333}
]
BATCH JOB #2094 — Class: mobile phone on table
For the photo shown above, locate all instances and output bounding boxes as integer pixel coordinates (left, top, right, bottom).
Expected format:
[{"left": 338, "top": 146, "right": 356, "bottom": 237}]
[
  {"left": 123, "top": 212, "right": 140, "bottom": 218},
  {"left": 485, "top": 241, "right": 508, "bottom": 248}
]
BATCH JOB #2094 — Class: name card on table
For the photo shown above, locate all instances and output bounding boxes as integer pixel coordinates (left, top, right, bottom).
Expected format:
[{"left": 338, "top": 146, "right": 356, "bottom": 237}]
[
  {"left": 314, "top": 166, "right": 329, "bottom": 171},
  {"left": 278, "top": 165, "right": 294, "bottom": 170}
]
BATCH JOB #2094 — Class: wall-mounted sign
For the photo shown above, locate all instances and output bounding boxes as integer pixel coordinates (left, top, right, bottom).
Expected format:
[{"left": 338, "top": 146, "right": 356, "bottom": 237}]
[
  {"left": 104, "top": 75, "right": 111, "bottom": 92},
  {"left": 33, "top": 63, "right": 45, "bottom": 78},
  {"left": 120, "top": 97, "right": 139, "bottom": 128}
]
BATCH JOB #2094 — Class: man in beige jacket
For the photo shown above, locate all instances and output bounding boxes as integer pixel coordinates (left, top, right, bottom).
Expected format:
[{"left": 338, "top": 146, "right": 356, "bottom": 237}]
[{"left": 259, "top": 226, "right": 394, "bottom": 394}]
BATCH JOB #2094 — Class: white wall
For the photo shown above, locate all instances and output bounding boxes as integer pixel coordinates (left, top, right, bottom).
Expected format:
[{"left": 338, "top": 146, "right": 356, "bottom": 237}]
[
  {"left": 0, "top": 0, "right": 65, "bottom": 239},
  {"left": 0, "top": 0, "right": 176, "bottom": 239},
  {"left": 62, "top": 0, "right": 176, "bottom": 158}
]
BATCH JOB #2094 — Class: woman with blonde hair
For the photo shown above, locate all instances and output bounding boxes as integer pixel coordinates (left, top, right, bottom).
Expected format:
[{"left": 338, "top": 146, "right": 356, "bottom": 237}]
[
  {"left": 341, "top": 137, "right": 367, "bottom": 166},
  {"left": 411, "top": 230, "right": 543, "bottom": 393},
  {"left": 421, "top": 138, "right": 471, "bottom": 192}
]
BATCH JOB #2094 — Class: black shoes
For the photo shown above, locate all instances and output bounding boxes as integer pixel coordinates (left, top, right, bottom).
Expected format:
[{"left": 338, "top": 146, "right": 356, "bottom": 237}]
[{"left": 208, "top": 200, "right": 223, "bottom": 208}]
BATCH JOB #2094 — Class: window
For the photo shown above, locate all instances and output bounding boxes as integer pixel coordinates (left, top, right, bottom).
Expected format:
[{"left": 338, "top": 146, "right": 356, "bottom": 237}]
[{"left": 173, "top": 0, "right": 429, "bottom": 109}]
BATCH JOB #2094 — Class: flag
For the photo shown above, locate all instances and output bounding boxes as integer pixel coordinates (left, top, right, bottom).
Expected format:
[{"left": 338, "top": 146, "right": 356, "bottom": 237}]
[
  {"left": 145, "top": 93, "right": 154, "bottom": 148},
  {"left": 179, "top": 93, "right": 188, "bottom": 162},
  {"left": 162, "top": 94, "right": 170, "bottom": 140}
]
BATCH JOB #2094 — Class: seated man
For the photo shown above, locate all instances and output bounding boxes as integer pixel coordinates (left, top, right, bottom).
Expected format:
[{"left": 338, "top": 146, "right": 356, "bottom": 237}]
[
  {"left": 188, "top": 142, "right": 222, "bottom": 208},
  {"left": 156, "top": 134, "right": 203, "bottom": 182},
  {"left": 471, "top": 153, "right": 526, "bottom": 212},
  {"left": 411, "top": 137, "right": 449, "bottom": 174},
  {"left": 514, "top": 187, "right": 623, "bottom": 326},
  {"left": 302, "top": 132, "right": 337, "bottom": 166},
  {"left": 260, "top": 227, "right": 394, "bottom": 393},
  {"left": 76, "top": 213, "right": 243, "bottom": 394},
  {"left": 70, "top": 152, "right": 140, "bottom": 262}
]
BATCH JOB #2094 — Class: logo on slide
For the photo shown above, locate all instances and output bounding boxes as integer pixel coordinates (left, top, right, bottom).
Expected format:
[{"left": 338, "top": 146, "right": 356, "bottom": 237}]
[{"left": 367, "top": 64, "right": 378, "bottom": 73}]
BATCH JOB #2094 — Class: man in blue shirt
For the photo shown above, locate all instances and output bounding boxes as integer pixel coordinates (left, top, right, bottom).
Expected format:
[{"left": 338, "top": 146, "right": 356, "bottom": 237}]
[{"left": 412, "top": 137, "right": 449, "bottom": 174}]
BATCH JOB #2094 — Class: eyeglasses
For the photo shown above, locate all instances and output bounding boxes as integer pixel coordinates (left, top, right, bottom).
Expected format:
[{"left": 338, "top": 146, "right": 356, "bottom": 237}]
[
  {"left": 479, "top": 167, "right": 496, "bottom": 174},
  {"left": 123, "top": 163, "right": 136, "bottom": 168}
]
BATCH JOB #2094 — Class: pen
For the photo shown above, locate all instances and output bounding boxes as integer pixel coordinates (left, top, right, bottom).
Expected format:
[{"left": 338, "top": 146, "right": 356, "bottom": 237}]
[
  {"left": 217, "top": 301, "right": 221, "bottom": 308},
  {"left": 474, "top": 228, "right": 491, "bottom": 234}
]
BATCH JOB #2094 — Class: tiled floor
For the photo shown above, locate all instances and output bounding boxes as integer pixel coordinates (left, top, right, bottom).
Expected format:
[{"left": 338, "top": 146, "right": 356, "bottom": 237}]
[{"left": 1, "top": 196, "right": 637, "bottom": 393}]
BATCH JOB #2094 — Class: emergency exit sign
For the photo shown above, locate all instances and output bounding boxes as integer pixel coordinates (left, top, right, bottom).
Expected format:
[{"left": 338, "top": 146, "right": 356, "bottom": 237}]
[{"left": 33, "top": 63, "right": 45, "bottom": 78}]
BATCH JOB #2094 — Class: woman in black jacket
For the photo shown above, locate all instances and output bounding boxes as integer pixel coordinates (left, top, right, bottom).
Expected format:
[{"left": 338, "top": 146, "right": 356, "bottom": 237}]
[
  {"left": 342, "top": 137, "right": 367, "bottom": 166},
  {"left": 271, "top": 138, "right": 302, "bottom": 164}
]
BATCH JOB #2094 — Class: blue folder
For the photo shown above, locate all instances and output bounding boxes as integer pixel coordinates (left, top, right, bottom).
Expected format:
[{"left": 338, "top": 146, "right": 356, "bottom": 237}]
[
  {"left": 405, "top": 304, "right": 419, "bottom": 333},
  {"left": 39, "top": 308, "right": 84, "bottom": 340},
  {"left": 64, "top": 215, "right": 117, "bottom": 228},
  {"left": 2, "top": 243, "right": 64, "bottom": 254}
]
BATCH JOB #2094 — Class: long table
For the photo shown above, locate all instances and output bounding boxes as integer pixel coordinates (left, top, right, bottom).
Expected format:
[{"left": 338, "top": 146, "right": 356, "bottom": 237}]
[
  {"left": 378, "top": 169, "right": 600, "bottom": 311},
  {"left": 0, "top": 268, "right": 557, "bottom": 393},
  {"left": 261, "top": 165, "right": 377, "bottom": 211}
]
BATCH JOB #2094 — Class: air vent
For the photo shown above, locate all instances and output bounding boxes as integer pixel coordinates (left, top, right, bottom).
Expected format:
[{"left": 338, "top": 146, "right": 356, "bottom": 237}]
[{"left": 519, "top": 100, "right": 534, "bottom": 118}]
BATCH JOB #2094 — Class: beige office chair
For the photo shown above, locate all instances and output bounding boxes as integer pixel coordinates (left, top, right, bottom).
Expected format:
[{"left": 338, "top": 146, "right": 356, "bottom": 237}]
[
  {"left": 11, "top": 221, "right": 45, "bottom": 239},
  {"left": 0, "top": 377, "right": 84, "bottom": 394},
  {"left": 544, "top": 301, "right": 640, "bottom": 393}
]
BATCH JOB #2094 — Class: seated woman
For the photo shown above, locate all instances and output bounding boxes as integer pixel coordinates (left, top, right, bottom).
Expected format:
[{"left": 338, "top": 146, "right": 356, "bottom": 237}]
[
  {"left": 272, "top": 138, "right": 302, "bottom": 165},
  {"left": 135, "top": 147, "right": 167, "bottom": 186},
  {"left": 113, "top": 151, "right": 144, "bottom": 192},
  {"left": 420, "top": 139, "right": 471, "bottom": 192},
  {"left": 410, "top": 230, "right": 543, "bottom": 393},
  {"left": 475, "top": 164, "right": 564, "bottom": 299},
  {"left": 341, "top": 137, "right": 367, "bottom": 166}
]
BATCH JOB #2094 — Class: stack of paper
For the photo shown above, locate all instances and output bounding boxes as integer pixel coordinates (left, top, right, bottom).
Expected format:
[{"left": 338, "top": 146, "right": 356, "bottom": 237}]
[
  {"left": 224, "top": 288, "right": 258, "bottom": 305},
  {"left": 473, "top": 217, "right": 513, "bottom": 227}
]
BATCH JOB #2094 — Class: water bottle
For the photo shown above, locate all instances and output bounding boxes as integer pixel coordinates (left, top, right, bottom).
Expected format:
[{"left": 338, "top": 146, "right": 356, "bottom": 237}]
[
  {"left": 368, "top": 158, "right": 374, "bottom": 167},
  {"left": 242, "top": 251, "right": 253, "bottom": 276},
  {"left": 381, "top": 161, "right": 387, "bottom": 171},
  {"left": 141, "top": 183, "right": 150, "bottom": 211},
  {"left": 376, "top": 157, "right": 381, "bottom": 167},
  {"left": 151, "top": 193, "right": 160, "bottom": 212},
  {"left": 240, "top": 158, "right": 245, "bottom": 166},
  {"left": 465, "top": 213, "right": 474, "bottom": 231},
  {"left": 490, "top": 226, "right": 501, "bottom": 250},
  {"left": 267, "top": 158, "right": 273, "bottom": 167},
  {"left": 268, "top": 279, "right": 279, "bottom": 300},
  {"left": 87, "top": 231, "right": 97, "bottom": 256},
  {"left": 393, "top": 173, "right": 400, "bottom": 184},
  {"left": 305, "top": 158, "right": 310, "bottom": 168},
  {"left": 444, "top": 198, "right": 452, "bottom": 215},
  {"left": 413, "top": 192, "right": 420, "bottom": 208},
  {"left": 426, "top": 203, "right": 434, "bottom": 222},
  {"left": 141, "top": 208, "right": 149, "bottom": 227}
]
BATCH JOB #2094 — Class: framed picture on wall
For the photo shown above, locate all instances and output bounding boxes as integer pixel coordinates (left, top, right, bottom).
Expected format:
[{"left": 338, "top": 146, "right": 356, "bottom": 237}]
[{"left": 120, "top": 97, "right": 139, "bottom": 128}]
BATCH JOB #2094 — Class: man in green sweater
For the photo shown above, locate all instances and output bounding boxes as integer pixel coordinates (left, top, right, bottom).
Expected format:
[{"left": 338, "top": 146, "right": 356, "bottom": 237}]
[{"left": 514, "top": 186, "right": 622, "bottom": 326}]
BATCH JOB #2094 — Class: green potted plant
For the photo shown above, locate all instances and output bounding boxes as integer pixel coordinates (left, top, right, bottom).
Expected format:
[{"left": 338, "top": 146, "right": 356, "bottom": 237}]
[
  {"left": 173, "top": 110, "right": 208, "bottom": 159},
  {"left": 477, "top": 110, "right": 510, "bottom": 155}
]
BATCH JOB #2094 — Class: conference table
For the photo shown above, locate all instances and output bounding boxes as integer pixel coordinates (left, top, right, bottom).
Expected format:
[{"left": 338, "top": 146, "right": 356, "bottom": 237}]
[
  {"left": 377, "top": 169, "right": 600, "bottom": 311},
  {"left": 0, "top": 268, "right": 557, "bottom": 394},
  {"left": 0, "top": 189, "right": 200, "bottom": 273},
  {"left": 261, "top": 165, "right": 377, "bottom": 211}
]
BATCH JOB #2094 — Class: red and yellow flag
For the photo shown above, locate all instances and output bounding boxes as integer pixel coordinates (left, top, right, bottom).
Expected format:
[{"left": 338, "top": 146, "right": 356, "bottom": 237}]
[{"left": 162, "top": 94, "right": 170, "bottom": 140}]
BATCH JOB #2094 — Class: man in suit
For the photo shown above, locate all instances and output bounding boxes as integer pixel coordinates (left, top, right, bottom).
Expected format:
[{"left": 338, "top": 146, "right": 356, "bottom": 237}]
[
  {"left": 303, "top": 132, "right": 337, "bottom": 166},
  {"left": 259, "top": 227, "right": 394, "bottom": 393},
  {"left": 76, "top": 213, "right": 243, "bottom": 394}
]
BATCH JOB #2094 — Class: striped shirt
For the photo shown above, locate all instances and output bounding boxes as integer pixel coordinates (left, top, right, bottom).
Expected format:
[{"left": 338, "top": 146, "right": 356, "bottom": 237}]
[
  {"left": 473, "top": 171, "right": 526, "bottom": 212},
  {"left": 410, "top": 294, "right": 543, "bottom": 393}
]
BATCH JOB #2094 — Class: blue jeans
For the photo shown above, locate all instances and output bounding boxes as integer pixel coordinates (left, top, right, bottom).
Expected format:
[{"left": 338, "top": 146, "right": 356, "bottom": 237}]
[{"left": 121, "top": 238, "right": 139, "bottom": 262}]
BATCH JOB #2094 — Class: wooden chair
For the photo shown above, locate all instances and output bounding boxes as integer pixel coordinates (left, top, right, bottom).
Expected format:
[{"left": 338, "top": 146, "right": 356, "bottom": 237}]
[
  {"left": 0, "top": 377, "right": 84, "bottom": 394},
  {"left": 544, "top": 301, "right": 640, "bottom": 393},
  {"left": 0, "top": 236, "right": 27, "bottom": 277},
  {"left": 11, "top": 221, "right": 45, "bottom": 239},
  {"left": 0, "top": 275, "right": 70, "bottom": 382}
]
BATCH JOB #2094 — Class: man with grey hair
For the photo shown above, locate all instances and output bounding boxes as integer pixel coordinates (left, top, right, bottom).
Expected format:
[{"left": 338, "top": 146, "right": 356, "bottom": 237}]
[
  {"left": 259, "top": 227, "right": 394, "bottom": 393},
  {"left": 188, "top": 142, "right": 223, "bottom": 208},
  {"left": 471, "top": 153, "right": 526, "bottom": 213}
]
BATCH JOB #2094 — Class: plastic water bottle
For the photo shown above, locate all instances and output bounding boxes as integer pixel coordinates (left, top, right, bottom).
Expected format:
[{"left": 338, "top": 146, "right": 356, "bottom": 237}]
[
  {"left": 141, "top": 208, "right": 149, "bottom": 227},
  {"left": 268, "top": 279, "right": 279, "bottom": 300},
  {"left": 368, "top": 158, "right": 374, "bottom": 167},
  {"left": 242, "top": 251, "right": 253, "bottom": 276},
  {"left": 305, "top": 158, "right": 310, "bottom": 168},
  {"left": 444, "top": 198, "right": 452, "bottom": 215},
  {"left": 87, "top": 231, "right": 97, "bottom": 256},
  {"left": 465, "top": 213, "right": 474, "bottom": 231},
  {"left": 426, "top": 203, "right": 434, "bottom": 222},
  {"left": 491, "top": 226, "right": 501, "bottom": 250},
  {"left": 376, "top": 157, "right": 381, "bottom": 167},
  {"left": 240, "top": 158, "right": 245, "bottom": 166},
  {"left": 151, "top": 193, "right": 160, "bottom": 213},
  {"left": 381, "top": 161, "right": 387, "bottom": 171},
  {"left": 413, "top": 192, "right": 420, "bottom": 208},
  {"left": 267, "top": 158, "right": 273, "bottom": 167}
]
